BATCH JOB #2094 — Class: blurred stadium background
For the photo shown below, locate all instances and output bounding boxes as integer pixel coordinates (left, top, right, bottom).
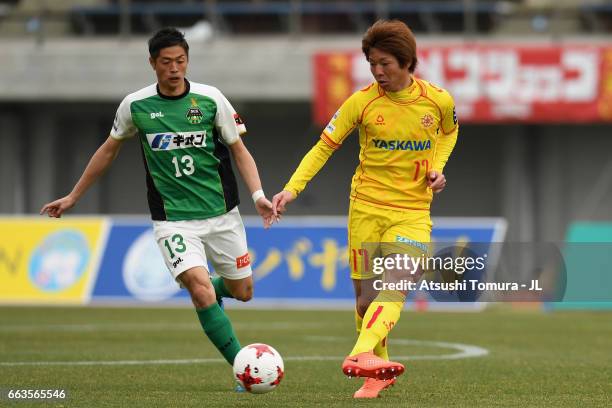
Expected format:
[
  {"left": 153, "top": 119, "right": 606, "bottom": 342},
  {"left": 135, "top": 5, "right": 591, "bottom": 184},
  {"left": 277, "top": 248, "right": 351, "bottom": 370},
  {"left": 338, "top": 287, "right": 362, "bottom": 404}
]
[
  {"left": 1, "top": 0, "right": 611, "bottom": 233},
  {"left": 0, "top": 1, "right": 611, "bottom": 406}
]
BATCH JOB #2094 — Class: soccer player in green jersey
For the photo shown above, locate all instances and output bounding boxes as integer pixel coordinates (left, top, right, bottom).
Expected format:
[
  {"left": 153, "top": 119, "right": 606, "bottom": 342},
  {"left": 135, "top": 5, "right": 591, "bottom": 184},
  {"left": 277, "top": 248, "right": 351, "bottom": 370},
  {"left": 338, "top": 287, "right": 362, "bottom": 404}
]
[{"left": 40, "top": 28, "right": 275, "bottom": 371}]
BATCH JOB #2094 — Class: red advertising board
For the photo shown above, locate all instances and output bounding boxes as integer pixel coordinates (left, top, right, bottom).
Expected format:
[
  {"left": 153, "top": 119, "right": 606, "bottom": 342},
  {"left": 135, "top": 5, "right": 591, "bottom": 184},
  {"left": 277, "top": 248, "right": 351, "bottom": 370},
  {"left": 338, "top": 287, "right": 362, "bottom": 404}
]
[{"left": 314, "top": 45, "right": 612, "bottom": 124}]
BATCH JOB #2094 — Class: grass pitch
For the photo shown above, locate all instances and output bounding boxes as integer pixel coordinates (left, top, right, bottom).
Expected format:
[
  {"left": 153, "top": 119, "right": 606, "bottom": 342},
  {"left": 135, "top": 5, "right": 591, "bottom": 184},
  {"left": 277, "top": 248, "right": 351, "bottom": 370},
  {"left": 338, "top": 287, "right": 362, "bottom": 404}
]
[{"left": 0, "top": 306, "right": 610, "bottom": 407}]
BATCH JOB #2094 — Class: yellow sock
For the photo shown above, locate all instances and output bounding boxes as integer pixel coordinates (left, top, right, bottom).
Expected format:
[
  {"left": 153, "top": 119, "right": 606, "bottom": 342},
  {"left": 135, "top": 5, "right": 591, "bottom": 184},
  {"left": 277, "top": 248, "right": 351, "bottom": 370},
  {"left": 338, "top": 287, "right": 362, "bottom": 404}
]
[
  {"left": 350, "top": 291, "right": 404, "bottom": 356},
  {"left": 355, "top": 308, "right": 363, "bottom": 335},
  {"left": 374, "top": 335, "right": 389, "bottom": 361},
  {"left": 357, "top": 307, "right": 389, "bottom": 360}
]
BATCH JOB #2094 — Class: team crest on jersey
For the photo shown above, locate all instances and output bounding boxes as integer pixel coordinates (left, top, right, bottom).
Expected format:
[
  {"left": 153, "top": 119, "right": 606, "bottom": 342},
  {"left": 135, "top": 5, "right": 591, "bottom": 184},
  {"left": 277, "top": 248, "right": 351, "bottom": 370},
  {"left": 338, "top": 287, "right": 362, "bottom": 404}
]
[
  {"left": 421, "top": 113, "right": 434, "bottom": 128},
  {"left": 186, "top": 98, "right": 204, "bottom": 124}
]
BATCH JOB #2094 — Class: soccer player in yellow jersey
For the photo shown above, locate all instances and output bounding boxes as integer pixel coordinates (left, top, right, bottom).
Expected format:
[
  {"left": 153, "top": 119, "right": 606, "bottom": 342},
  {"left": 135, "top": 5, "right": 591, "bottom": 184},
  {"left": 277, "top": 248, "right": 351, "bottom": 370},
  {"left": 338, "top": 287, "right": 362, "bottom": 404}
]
[{"left": 273, "top": 20, "right": 458, "bottom": 398}]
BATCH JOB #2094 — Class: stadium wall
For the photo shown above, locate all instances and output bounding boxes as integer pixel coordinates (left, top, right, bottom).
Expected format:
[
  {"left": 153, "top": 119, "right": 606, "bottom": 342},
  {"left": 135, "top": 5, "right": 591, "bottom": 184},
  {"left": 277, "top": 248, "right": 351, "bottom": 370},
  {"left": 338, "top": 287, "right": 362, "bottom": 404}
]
[
  {"left": 1, "top": 101, "right": 611, "bottom": 244},
  {"left": 1, "top": 36, "right": 611, "bottom": 243},
  {"left": 1, "top": 36, "right": 611, "bottom": 101}
]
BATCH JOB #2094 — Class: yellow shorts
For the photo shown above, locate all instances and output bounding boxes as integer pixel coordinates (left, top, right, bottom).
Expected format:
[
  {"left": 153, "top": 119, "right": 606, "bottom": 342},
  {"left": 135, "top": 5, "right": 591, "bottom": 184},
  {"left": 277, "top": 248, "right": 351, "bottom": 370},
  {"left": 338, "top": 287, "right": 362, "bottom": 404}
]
[{"left": 348, "top": 199, "right": 432, "bottom": 280}]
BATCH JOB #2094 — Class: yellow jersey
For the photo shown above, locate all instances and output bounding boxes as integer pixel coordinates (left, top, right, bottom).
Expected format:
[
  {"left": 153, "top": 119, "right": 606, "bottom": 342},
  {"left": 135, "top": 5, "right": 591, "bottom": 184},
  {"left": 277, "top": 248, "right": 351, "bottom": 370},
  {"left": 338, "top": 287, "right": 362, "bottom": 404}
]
[{"left": 285, "top": 77, "right": 458, "bottom": 211}]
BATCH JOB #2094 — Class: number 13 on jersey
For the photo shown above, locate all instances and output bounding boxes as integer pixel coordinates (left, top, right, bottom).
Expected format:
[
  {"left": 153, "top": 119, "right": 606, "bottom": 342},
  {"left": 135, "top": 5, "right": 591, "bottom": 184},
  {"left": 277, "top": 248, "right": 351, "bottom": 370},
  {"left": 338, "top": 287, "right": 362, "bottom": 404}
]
[{"left": 172, "top": 155, "right": 195, "bottom": 177}]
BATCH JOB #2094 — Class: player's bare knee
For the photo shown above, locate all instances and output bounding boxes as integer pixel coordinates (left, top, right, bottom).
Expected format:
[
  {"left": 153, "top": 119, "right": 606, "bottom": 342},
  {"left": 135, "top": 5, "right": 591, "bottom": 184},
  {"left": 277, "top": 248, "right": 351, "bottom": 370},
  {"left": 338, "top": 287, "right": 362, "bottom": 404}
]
[
  {"left": 356, "top": 298, "right": 371, "bottom": 317},
  {"left": 189, "top": 284, "right": 216, "bottom": 308},
  {"left": 234, "top": 284, "right": 253, "bottom": 302},
  {"left": 234, "top": 292, "right": 253, "bottom": 302}
]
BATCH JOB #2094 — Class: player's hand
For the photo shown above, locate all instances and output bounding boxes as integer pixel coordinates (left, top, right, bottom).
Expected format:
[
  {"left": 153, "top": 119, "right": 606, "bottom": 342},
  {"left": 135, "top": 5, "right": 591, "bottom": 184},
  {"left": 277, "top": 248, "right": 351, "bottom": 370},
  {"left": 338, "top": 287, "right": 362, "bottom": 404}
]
[
  {"left": 272, "top": 190, "right": 295, "bottom": 217},
  {"left": 255, "top": 197, "right": 276, "bottom": 229},
  {"left": 427, "top": 171, "right": 446, "bottom": 193},
  {"left": 40, "top": 195, "right": 77, "bottom": 218}
]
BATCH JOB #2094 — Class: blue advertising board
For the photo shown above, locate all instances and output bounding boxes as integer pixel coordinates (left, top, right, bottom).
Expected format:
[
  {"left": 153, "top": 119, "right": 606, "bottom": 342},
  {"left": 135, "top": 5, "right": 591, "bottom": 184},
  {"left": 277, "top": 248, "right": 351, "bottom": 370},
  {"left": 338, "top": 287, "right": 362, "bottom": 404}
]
[
  {"left": 91, "top": 216, "right": 506, "bottom": 307},
  {"left": 93, "top": 221, "right": 183, "bottom": 302}
]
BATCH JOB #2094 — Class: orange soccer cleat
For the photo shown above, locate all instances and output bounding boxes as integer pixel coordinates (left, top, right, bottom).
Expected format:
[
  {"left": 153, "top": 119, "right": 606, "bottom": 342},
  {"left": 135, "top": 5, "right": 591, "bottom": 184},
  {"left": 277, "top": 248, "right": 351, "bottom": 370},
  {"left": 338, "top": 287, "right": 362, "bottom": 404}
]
[
  {"left": 342, "top": 351, "right": 405, "bottom": 380},
  {"left": 353, "top": 377, "right": 396, "bottom": 398}
]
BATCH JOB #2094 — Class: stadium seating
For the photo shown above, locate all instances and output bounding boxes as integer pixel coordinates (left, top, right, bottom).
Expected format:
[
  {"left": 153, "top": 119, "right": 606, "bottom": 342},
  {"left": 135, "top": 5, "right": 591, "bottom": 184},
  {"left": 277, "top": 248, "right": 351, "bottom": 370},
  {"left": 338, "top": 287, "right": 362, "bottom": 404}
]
[
  {"left": 66, "top": 1, "right": 503, "bottom": 35},
  {"left": 1, "top": 0, "right": 610, "bottom": 37},
  {"left": 0, "top": 0, "right": 515, "bottom": 37}
]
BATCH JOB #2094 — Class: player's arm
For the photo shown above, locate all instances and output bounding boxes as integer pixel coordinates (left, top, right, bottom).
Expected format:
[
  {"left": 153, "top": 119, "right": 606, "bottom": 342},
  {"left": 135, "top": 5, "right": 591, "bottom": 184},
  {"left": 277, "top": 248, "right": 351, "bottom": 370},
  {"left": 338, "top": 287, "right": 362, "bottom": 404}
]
[
  {"left": 428, "top": 97, "right": 459, "bottom": 193},
  {"left": 40, "top": 136, "right": 124, "bottom": 218},
  {"left": 228, "top": 137, "right": 265, "bottom": 198},
  {"left": 272, "top": 92, "right": 360, "bottom": 214},
  {"left": 228, "top": 138, "right": 275, "bottom": 228},
  {"left": 272, "top": 139, "right": 335, "bottom": 214},
  {"left": 214, "top": 88, "right": 275, "bottom": 227}
]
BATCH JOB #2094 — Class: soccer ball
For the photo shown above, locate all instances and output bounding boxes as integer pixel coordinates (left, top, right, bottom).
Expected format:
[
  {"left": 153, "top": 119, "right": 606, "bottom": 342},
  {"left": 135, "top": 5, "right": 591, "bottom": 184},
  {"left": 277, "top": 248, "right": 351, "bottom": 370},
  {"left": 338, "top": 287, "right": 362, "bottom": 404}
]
[{"left": 232, "top": 343, "right": 284, "bottom": 394}]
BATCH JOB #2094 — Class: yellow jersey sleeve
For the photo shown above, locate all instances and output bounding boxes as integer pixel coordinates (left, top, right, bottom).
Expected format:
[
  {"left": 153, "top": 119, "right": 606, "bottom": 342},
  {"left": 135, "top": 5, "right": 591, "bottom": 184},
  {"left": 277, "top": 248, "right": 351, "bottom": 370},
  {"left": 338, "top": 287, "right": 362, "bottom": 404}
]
[
  {"left": 284, "top": 139, "right": 335, "bottom": 196},
  {"left": 284, "top": 90, "right": 365, "bottom": 196},
  {"left": 321, "top": 90, "right": 362, "bottom": 148},
  {"left": 432, "top": 90, "right": 458, "bottom": 173}
]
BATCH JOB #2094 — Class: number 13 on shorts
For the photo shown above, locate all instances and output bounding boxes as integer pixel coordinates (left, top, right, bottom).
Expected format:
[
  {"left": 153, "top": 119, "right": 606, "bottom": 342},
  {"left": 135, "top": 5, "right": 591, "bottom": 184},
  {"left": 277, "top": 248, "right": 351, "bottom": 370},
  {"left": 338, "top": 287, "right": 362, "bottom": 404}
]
[{"left": 164, "top": 233, "right": 186, "bottom": 259}]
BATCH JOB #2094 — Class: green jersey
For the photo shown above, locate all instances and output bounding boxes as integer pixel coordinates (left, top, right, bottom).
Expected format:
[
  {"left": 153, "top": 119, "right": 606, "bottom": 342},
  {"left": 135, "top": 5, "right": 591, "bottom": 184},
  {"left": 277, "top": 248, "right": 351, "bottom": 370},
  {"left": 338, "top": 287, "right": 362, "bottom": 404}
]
[{"left": 110, "top": 80, "right": 246, "bottom": 221}]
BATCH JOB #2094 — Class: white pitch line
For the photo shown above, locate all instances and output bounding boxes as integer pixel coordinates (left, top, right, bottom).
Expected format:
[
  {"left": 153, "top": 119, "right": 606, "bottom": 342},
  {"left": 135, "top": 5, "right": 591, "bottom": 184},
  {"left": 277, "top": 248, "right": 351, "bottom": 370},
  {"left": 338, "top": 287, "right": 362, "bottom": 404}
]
[
  {"left": 0, "top": 337, "right": 488, "bottom": 367},
  {"left": 305, "top": 335, "right": 489, "bottom": 360},
  {"left": 0, "top": 358, "right": 225, "bottom": 367},
  {"left": 0, "top": 321, "right": 331, "bottom": 333}
]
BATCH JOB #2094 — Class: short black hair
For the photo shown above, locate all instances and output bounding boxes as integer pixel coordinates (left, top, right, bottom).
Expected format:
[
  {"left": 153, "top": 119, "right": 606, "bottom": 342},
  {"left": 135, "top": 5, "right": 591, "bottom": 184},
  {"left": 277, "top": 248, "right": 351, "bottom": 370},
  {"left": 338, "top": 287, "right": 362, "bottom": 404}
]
[{"left": 148, "top": 27, "right": 189, "bottom": 60}]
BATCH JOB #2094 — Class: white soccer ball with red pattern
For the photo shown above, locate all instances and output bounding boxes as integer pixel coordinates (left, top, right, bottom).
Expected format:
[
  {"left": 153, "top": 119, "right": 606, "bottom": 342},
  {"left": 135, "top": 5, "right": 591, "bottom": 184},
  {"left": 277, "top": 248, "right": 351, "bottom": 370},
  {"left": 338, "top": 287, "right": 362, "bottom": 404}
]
[{"left": 232, "top": 343, "right": 284, "bottom": 394}]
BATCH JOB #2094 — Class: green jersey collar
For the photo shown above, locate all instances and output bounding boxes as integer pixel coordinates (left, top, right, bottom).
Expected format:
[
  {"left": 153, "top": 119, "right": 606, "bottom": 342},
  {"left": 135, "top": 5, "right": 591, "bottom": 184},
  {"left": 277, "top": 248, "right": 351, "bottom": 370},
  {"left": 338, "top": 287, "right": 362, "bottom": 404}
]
[{"left": 157, "top": 79, "right": 190, "bottom": 100}]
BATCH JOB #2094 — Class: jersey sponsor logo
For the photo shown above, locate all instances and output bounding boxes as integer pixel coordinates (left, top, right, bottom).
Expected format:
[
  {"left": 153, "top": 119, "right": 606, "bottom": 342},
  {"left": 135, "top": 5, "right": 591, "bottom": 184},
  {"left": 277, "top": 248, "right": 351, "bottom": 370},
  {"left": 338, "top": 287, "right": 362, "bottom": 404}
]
[
  {"left": 325, "top": 110, "right": 340, "bottom": 134},
  {"left": 172, "top": 257, "right": 184, "bottom": 268},
  {"left": 421, "top": 113, "right": 434, "bottom": 128},
  {"left": 150, "top": 111, "right": 165, "bottom": 119},
  {"left": 233, "top": 113, "right": 244, "bottom": 126},
  {"left": 236, "top": 252, "right": 251, "bottom": 269},
  {"left": 395, "top": 235, "right": 429, "bottom": 252},
  {"left": 375, "top": 114, "right": 385, "bottom": 126},
  {"left": 186, "top": 98, "right": 204, "bottom": 124},
  {"left": 147, "top": 131, "right": 207, "bottom": 151},
  {"left": 372, "top": 139, "right": 431, "bottom": 151}
]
